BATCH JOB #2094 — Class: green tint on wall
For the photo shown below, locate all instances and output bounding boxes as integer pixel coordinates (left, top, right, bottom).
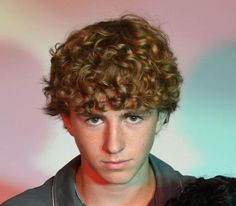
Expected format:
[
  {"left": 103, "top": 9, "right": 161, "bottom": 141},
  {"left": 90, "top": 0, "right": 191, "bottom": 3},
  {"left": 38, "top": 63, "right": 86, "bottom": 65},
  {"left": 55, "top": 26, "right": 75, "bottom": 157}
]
[{"left": 180, "top": 41, "right": 236, "bottom": 177}]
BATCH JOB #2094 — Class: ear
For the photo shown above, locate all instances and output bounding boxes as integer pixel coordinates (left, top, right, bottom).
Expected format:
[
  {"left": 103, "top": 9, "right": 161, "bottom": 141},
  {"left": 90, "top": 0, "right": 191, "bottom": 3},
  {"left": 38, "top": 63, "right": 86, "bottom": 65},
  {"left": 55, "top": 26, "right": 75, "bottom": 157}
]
[
  {"left": 61, "top": 114, "right": 74, "bottom": 136},
  {"left": 158, "top": 112, "right": 168, "bottom": 125},
  {"left": 155, "top": 112, "right": 168, "bottom": 134}
]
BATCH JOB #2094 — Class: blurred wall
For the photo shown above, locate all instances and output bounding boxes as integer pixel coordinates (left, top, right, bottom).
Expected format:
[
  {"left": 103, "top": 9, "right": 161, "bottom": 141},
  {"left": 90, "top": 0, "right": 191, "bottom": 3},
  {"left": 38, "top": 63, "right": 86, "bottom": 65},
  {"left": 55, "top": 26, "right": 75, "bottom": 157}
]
[{"left": 1, "top": 0, "right": 236, "bottom": 203}]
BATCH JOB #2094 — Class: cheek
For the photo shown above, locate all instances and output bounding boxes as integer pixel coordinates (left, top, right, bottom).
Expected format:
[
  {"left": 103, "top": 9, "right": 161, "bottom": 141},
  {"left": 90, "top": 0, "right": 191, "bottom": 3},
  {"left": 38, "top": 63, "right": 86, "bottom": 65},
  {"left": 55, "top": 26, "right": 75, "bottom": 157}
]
[
  {"left": 73, "top": 129, "right": 102, "bottom": 154},
  {"left": 142, "top": 123, "right": 157, "bottom": 148},
  {"left": 130, "top": 126, "right": 156, "bottom": 152},
  {"left": 141, "top": 134, "right": 155, "bottom": 151},
  {"left": 75, "top": 139, "right": 100, "bottom": 162},
  {"left": 138, "top": 121, "right": 157, "bottom": 138}
]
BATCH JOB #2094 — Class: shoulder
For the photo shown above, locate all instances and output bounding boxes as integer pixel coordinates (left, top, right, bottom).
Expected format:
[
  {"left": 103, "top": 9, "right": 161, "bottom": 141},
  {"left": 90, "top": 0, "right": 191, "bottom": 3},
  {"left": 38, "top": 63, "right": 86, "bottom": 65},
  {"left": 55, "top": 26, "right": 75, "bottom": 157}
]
[
  {"left": 149, "top": 153, "right": 195, "bottom": 186},
  {"left": 1, "top": 177, "right": 53, "bottom": 206},
  {"left": 149, "top": 154, "right": 196, "bottom": 205},
  {"left": 1, "top": 156, "right": 81, "bottom": 206}
]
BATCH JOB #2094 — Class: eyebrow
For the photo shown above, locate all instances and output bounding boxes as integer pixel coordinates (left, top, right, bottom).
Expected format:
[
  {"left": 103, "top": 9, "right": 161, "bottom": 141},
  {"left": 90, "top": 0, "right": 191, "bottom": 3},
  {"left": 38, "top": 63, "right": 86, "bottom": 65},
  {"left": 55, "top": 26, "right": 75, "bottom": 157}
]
[
  {"left": 76, "top": 108, "right": 154, "bottom": 117},
  {"left": 78, "top": 112, "right": 102, "bottom": 117},
  {"left": 124, "top": 110, "right": 152, "bottom": 116}
]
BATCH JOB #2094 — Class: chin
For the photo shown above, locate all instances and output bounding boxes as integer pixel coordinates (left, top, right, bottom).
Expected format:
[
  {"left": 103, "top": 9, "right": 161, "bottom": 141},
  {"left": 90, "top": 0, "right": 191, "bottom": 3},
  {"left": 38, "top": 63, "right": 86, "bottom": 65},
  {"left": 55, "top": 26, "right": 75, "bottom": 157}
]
[{"left": 100, "top": 171, "right": 135, "bottom": 185}]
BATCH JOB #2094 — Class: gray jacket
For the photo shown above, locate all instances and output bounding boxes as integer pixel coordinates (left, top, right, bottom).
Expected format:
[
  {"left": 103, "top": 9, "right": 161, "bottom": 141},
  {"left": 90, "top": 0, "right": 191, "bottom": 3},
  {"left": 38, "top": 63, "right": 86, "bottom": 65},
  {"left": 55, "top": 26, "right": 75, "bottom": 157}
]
[{"left": 1, "top": 154, "right": 195, "bottom": 206}]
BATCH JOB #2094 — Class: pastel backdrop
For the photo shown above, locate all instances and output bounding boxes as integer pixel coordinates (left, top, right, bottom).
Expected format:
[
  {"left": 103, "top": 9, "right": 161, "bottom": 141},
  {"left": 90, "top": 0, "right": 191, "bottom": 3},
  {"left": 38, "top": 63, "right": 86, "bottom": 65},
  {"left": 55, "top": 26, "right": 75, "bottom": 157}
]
[{"left": 0, "top": 0, "right": 236, "bottom": 203}]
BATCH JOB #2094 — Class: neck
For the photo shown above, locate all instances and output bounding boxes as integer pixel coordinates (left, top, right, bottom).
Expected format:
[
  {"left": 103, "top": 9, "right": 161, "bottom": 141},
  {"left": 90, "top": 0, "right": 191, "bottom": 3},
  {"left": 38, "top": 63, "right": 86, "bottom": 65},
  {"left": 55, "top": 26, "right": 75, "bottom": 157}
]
[{"left": 75, "top": 163, "right": 156, "bottom": 206}]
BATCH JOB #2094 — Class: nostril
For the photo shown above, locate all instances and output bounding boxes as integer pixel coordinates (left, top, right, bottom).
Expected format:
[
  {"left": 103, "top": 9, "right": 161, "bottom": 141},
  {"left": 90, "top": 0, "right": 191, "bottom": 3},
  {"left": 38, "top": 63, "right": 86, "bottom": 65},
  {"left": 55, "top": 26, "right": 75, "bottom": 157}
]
[{"left": 103, "top": 131, "right": 125, "bottom": 154}]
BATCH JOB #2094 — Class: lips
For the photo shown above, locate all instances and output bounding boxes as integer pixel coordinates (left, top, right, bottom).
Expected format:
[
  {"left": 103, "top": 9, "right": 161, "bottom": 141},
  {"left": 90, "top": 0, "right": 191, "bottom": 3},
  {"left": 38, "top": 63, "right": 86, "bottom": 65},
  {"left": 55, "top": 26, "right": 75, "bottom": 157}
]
[{"left": 101, "top": 159, "right": 131, "bottom": 169}]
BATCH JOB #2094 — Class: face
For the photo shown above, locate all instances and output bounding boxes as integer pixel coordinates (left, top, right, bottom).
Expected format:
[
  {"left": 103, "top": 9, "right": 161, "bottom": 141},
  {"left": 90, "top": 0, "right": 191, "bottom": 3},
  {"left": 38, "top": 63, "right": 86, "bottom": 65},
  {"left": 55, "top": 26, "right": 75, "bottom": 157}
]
[{"left": 63, "top": 108, "right": 164, "bottom": 186}]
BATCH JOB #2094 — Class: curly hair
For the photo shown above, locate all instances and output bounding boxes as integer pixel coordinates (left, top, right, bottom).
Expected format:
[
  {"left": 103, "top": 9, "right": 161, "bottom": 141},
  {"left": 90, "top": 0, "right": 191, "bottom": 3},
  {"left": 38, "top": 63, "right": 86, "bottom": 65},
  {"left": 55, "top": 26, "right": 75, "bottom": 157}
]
[
  {"left": 165, "top": 176, "right": 236, "bottom": 206},
  {"left": 43, "top": 14, "right": 183, "bottom": 121}
]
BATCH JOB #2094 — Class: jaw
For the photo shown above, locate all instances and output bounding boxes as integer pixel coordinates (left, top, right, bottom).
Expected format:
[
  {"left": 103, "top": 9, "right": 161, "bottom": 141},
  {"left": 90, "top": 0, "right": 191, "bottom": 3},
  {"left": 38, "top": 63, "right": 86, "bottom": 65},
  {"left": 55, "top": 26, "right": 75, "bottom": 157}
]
[{"left": 80, "top": 155, "right": 151, "bottom": 187}]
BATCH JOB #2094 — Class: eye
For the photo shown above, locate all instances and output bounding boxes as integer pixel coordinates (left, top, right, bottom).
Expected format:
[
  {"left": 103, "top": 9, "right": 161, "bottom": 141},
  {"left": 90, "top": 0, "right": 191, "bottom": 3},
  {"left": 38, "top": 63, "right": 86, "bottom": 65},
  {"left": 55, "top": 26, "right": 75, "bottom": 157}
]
[
  {"left": 126, "top": 115, "right": 143, "bottom": 124},
  {"left": 86, "top": 116, "right": 103, "bottom": 126}
]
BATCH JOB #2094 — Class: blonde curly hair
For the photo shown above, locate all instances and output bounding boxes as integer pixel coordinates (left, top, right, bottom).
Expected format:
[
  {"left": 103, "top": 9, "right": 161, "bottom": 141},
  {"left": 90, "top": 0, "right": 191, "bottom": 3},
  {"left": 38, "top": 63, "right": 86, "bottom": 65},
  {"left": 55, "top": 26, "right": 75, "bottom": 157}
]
[{"left": 43, "top": 14, "right": 183, "bottom": 122}]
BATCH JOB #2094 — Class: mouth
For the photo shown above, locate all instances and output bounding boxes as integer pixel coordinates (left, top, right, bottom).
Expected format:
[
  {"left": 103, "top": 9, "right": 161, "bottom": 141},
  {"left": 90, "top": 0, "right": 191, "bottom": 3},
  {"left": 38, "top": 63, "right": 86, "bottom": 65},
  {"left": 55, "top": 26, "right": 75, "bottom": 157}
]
[{"left": 101, "top": 159, "right": 131, "bottom": 170}]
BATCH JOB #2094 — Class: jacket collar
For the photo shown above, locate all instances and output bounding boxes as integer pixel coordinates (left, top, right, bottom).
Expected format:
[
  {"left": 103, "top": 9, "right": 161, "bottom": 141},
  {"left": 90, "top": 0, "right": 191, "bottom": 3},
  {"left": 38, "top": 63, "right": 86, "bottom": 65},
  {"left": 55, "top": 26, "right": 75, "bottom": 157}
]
[
  {"left": 52, "top": 156, "right": 84, "bottom": 206},
  {"left": 51, "top": 154, "right": 181, "bottom": 206}
]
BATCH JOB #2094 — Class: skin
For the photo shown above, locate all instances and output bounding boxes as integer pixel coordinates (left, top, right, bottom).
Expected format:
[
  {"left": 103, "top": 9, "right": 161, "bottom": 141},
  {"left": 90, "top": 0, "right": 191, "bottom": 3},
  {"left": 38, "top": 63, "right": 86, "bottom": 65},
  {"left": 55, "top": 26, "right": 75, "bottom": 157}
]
[{"left": 63, "top": 108, "right": 166, "bottom": 205}]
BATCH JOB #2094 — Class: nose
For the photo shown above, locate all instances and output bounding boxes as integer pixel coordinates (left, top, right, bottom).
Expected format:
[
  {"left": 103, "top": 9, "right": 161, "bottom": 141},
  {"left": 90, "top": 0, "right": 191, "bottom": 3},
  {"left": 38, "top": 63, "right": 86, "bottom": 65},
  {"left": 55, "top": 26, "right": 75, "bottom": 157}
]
[{"left": 103, "top": 121, "right": 125, "bottom": 154}]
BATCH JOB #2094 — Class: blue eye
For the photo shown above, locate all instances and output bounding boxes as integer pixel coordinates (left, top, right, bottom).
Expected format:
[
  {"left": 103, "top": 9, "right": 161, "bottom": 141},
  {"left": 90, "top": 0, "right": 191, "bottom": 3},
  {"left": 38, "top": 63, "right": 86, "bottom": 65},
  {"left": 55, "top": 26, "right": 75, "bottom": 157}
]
[
  {"left": 86, "top": 117, "right": 103, "bottom": 125},
  {"left": 126, "top": 115, "right": 143, "bottom": 124}
]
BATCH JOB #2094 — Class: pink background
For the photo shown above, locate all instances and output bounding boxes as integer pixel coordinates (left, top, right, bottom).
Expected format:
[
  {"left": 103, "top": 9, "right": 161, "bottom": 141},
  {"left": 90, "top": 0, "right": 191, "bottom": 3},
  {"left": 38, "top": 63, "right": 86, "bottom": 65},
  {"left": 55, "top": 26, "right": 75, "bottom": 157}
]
[{"left": 1, "top": 0, "right": 236, "bottom": 202}]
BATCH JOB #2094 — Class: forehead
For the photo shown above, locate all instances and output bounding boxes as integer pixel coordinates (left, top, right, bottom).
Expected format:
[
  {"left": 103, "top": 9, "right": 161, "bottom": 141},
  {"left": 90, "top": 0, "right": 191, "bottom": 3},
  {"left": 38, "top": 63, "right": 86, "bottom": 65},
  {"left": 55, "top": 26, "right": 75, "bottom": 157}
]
[
  {"left": 95, "top": 108, "right": 155, "bottom": 115},
  {"left": 72, "top": 100, "right": 154, "bottom": 113},
  {"left": 73, "top": 108, "right": 158, "bottom": 121}
]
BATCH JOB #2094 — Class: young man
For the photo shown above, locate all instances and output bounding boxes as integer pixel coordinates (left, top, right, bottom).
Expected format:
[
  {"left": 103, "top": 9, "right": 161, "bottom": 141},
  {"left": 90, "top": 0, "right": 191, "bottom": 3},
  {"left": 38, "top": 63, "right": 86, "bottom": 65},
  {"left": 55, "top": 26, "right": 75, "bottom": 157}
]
[
  {"left": 2, "top": 14, "right": 195, "bottom": 206},
  {"left": 165, "top": 176, "right": 236, "bottom": 206}
]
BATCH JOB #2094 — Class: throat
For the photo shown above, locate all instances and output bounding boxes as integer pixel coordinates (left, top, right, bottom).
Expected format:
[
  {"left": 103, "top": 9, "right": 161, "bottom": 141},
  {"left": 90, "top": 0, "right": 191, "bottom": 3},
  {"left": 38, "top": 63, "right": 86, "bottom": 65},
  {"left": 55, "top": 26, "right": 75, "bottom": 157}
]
[{"left": 75, "top": 165, "right": 156, "bottom": 206}]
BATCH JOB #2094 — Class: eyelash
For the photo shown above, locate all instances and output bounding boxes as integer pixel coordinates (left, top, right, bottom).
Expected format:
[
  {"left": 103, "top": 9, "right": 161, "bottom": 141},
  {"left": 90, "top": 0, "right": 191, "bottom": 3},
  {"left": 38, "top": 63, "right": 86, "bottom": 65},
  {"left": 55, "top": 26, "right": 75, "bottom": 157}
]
[
  {"left": 85, "top": 116, "right": 102, "bottom": 125},
  {"left": 125, "top": 115, "right": 143, "bottom": 124},
  {"left": 84, "top": 114, "right": 144, "bottom": 125}
]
